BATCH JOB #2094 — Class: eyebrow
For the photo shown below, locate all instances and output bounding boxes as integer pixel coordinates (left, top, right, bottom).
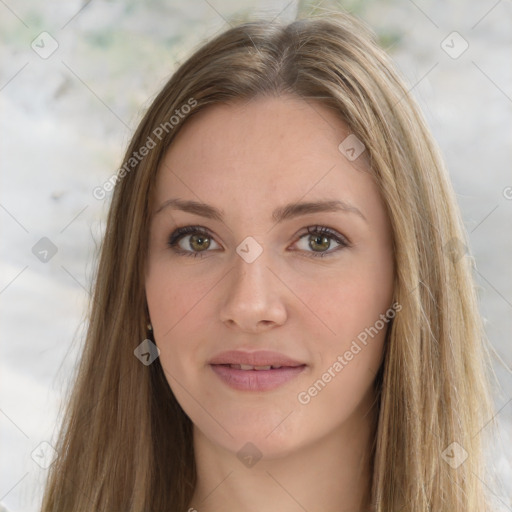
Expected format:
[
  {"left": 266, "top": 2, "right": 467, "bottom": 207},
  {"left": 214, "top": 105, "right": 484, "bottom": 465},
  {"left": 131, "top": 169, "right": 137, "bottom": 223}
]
[{"left": 155, "top": 197, "right": 367, "bottom": 224}]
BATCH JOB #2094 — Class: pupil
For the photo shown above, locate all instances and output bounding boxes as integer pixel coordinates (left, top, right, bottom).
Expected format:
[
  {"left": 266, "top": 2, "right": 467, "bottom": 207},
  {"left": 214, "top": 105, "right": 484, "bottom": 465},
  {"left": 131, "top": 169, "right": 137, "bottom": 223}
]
[
  {"left": 192, "top": 234, "right": 209, "bottom": 250},
  {"left": 311, "top": 235, "right": 329, "bottom": 251}
]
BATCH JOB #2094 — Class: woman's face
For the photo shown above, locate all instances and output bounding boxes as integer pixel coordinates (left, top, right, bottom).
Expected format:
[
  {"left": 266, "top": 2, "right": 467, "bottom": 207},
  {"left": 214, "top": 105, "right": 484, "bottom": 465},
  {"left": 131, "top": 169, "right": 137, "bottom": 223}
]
[{"left": 146, "top": 94, "right": 394, "bottom": 458}]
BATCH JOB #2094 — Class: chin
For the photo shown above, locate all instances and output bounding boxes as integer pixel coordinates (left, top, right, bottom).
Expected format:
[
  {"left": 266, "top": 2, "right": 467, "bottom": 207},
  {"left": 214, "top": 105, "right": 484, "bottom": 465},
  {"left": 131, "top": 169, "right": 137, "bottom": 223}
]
[{"left": 201, "top": 416, "right": 316, "bottom": 461}]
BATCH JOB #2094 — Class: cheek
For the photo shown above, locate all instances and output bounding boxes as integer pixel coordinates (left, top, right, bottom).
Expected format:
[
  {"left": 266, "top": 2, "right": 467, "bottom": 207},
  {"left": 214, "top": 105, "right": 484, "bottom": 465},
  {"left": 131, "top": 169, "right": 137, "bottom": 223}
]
[
  {"left": 295, "top": 333, "right": 385, "bottom": 440},
  {"left": 297, "top": 276, "right": 391, "bottom": 429},
  {"left": 145, "top": 261, "right": 214, "bottom": 379},
  {"left": 145, "top": 260, "right": 205, "bottom": 338},
  {"left": 305, "top": 263, "right": 393, "bottom": 346},
  {"left": 310, "top": 282, "right": 388, "bottom": 400},
  {"left": 299, "top": 253, "right": 392, "bottom": 395}
]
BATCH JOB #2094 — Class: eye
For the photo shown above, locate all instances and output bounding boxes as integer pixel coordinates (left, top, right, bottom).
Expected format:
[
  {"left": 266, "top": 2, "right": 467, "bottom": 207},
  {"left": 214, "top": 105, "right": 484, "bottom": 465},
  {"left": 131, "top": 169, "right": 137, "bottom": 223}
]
[
  {"left": 167, "top": 225, "right": 350, "bottom": 259},
  {"left": 167, "top": 226, "right": 220, "bottom": 258},
  {"left": 292, "top": 225, "right": 350, "bottom": 258}
]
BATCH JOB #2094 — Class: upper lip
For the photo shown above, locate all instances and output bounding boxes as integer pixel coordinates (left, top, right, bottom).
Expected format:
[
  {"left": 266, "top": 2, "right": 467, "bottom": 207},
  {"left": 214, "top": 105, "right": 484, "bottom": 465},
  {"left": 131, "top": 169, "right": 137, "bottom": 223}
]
[{"left": 209, "top": 350, "right": 305, "bottom": 367}]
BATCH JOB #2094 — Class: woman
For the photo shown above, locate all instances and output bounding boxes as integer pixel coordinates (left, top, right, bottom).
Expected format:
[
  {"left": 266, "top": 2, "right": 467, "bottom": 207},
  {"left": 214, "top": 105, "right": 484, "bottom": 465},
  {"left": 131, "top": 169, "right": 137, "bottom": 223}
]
[{"left": 41, "top": 10, "right": 494, "bottom": 512}]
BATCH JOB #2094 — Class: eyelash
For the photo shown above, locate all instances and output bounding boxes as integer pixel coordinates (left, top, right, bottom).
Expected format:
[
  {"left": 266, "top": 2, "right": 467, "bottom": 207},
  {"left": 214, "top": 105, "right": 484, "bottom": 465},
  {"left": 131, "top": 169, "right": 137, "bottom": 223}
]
[{"left": 167, "top": 225, "right": 350, "bottom": 259}]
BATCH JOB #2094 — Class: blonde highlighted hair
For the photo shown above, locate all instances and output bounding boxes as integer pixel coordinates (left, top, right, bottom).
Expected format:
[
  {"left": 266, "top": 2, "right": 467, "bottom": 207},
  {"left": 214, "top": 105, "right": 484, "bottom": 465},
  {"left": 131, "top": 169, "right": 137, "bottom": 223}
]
[{"left": 41, "top": 10, "right": 493, "bottom": 511}]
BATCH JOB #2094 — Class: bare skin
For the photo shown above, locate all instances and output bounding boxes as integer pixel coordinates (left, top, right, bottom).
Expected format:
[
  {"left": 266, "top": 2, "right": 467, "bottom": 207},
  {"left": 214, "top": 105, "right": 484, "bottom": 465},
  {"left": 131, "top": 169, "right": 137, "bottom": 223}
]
[{"left": 145, "top": 94, "right": 395, "bottom": 512}]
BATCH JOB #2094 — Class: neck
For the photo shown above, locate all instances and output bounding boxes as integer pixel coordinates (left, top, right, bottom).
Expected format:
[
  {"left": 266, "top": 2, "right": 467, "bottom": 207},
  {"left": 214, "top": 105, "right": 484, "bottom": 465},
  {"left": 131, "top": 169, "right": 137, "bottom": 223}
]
[{"left": 188, "top": 401, "right": 376, "bottom": 512}]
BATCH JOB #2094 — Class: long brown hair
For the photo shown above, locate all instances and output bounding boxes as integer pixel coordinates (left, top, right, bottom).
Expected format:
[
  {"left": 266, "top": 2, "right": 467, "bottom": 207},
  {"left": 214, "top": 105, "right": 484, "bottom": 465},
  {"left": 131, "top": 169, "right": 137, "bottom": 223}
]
[{"left": 41, "top": 10, "right": 494, "bottom": 511}]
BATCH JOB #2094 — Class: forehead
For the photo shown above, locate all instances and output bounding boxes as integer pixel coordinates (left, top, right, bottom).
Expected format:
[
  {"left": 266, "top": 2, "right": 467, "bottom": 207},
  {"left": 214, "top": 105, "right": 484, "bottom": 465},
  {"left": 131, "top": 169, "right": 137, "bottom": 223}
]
[{"left": 154, "top": 95, "right": 377, "bottom": 218}]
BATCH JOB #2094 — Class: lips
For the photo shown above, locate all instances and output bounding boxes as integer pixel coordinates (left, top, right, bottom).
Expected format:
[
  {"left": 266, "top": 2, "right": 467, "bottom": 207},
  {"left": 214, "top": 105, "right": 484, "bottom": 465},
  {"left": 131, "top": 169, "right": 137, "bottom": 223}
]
[
  {"left": 209, "top": 350, "right": 304, "bottom": 368},
  {"left": 209, "top": 350, "right": 307, "bottom": 391},
  {"left": 224, "top": 364, "right": 284, "bottom": 370}
]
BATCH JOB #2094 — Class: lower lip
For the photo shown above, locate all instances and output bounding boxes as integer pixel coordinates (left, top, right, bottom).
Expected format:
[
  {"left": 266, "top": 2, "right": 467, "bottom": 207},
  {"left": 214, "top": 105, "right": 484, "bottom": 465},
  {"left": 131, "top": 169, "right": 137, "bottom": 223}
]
[{"left": 210, "top": 364, "right": 306, "bottom": 391}]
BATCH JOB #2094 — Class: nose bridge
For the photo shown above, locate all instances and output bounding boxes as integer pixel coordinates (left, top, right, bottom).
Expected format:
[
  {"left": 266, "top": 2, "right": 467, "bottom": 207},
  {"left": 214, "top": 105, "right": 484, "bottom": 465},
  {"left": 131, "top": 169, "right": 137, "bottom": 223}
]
[
  {"left": 219, "top": 240, "right": 287, "bottom": 331},
  {"left": 232, "top": 245, "right": 269, "bottom": 295}
]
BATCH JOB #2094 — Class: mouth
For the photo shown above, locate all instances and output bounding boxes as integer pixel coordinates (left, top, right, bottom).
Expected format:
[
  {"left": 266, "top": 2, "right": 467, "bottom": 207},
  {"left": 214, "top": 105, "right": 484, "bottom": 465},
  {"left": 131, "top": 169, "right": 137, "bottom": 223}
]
[
  {"left": 209, "top": 351, "right": 307, "bottom": 391},
  {"left": 215, "top": 363, "right": 298, "bottom": 371},
  {"left": 208, "top": 349, "right": 305, "bottom": 368}
]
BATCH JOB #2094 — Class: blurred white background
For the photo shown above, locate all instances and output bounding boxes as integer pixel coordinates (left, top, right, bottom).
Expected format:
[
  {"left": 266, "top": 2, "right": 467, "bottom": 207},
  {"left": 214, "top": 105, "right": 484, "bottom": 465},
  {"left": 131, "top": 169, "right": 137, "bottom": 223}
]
[{"left": 1, "top": 1, "right": 511, "bottom": 510}]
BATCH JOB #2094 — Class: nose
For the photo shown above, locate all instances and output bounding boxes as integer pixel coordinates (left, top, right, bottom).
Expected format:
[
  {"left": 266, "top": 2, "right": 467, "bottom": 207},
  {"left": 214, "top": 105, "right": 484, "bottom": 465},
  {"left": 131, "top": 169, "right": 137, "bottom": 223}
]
[{"left": 219, "top": 248, "right": 287, "bottom": 333}]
